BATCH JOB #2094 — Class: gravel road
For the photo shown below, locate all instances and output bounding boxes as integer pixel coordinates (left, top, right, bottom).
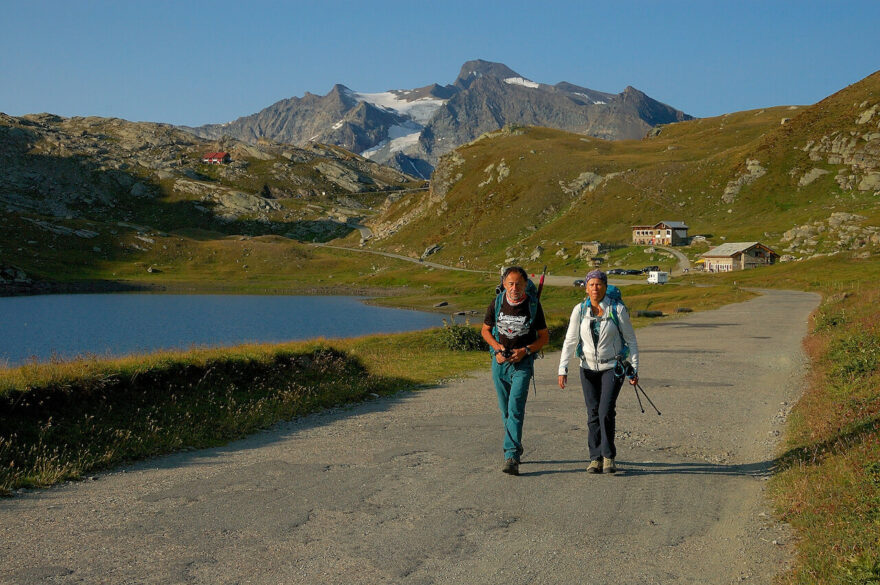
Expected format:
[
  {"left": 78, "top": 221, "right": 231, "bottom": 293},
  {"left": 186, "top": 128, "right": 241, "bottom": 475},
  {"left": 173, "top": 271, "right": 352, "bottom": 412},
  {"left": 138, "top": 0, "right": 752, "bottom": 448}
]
[{"left": 0, "top": 289, "right": 819, "bottom": 585}]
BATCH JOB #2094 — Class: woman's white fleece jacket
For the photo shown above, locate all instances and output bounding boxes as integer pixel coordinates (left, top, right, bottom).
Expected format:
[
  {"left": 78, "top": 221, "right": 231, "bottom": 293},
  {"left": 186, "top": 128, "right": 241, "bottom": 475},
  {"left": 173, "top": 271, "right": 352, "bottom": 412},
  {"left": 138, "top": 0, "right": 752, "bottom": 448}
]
[{"left": 557, "top": 297, "right": 639, "bottom": 375}]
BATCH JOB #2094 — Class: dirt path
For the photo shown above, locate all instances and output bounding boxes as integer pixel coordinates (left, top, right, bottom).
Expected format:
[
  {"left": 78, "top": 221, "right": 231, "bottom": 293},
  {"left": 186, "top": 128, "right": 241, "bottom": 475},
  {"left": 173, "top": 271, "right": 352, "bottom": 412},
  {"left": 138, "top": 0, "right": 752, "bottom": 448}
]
[
  {"left": 0, "top": 289, "right": 819, "bottom": 585},
  {"left": 656, "top": 245, "right": 692, "bottom": 275}
]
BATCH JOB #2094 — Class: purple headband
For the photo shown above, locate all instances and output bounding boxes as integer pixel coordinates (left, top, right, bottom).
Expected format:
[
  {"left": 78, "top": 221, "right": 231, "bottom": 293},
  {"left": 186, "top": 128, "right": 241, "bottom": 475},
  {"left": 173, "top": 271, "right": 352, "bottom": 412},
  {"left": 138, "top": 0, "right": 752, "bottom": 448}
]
[{"left": 585, "top": 269, "right": 607, "bottom": 284}]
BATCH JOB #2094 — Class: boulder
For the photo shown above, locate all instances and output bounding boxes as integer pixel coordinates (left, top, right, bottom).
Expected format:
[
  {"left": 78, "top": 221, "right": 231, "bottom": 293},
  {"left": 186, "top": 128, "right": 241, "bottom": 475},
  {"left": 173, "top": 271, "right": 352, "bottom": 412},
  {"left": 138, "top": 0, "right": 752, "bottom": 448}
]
[
  {"left": 722, "top": 159, "right": 766, "bottom": 203},
  {"left": 857, "top": 172, "right": 880, "bottom": 192},
  {"left": 314, "top": 161, "right": 373, "bottom": 193},
  {"left": 856, "top": 104, "right": 878, "bottom": 125},
  {"left": 798, "top": 168, "right": 830, "bottom": 187},
  {"left": 214, "top": 191, "right": 282, "bottom": 214},
  {"left": 828, "top": 212, "right": 866, "bottom": 227},
  {"left": 130, "top": 182, "right": 152, "bottom": 197},
  {"left": 422, "top": 244, "right": 442, "bottom": 258},
  {"left": 0, "top": 265, "right": 30, "bottom": 284},
  {"left": 560, "top": 171, "right": 604, "bottom": 195},
  {"left": 231, "top": 143, "right": 274, "bottom": 160},
  {"left": 636, "top": 310, "right": 664, "bottom": 318},
  {"left": 529, "top": 246, "right": 544, "bottom": 261}
]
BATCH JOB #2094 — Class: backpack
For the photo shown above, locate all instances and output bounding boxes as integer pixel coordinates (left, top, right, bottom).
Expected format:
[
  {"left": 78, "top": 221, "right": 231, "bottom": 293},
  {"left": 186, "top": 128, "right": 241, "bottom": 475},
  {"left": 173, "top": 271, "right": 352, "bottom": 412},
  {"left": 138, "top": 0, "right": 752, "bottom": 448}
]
[
  {"left": 574, "top": 284, "right": 629, "bottom": 360},
  {"left": 491, "top": 278, "right": 539, "bottom": 344}
]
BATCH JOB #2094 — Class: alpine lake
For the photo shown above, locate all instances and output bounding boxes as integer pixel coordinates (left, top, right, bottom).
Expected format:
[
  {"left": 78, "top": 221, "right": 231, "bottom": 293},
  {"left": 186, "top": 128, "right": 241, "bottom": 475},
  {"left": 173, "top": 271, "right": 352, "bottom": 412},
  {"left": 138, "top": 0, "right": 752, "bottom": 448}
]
[{"left": 0, "top": 293, "right": 443, "bottom": 368}]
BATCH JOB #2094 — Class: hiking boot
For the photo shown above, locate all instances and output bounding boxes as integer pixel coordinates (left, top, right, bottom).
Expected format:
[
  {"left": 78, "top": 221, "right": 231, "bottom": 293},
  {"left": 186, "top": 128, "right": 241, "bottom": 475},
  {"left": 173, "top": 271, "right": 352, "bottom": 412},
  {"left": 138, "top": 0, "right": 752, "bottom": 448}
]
[
  {"left": 603, "top": 457, "right": 616, "bottom": 474},
  {"left": 502, "top": 458, "right": 520, "bottom": 476},
  {"left": 587, "top": 459, "right": 603, "bottom": 474}
]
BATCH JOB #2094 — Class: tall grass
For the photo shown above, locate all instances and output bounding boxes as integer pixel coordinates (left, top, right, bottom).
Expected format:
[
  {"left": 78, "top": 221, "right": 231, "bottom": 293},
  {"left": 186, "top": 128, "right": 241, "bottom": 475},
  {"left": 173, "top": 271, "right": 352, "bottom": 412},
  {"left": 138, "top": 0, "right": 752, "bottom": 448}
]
[
  {"left": 770, "top": 287, "right": 880, "bottom": 584},
  {"left": 0, "top": 344, "right": 411, "bottom": 494}
]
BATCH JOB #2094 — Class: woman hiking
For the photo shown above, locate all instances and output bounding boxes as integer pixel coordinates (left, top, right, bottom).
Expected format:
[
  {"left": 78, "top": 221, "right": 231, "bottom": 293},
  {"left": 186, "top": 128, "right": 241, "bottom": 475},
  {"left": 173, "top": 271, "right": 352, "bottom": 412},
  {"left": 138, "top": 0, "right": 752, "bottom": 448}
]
[
  {"left": 557, "top": 269, "right": 639, "bottom": 474},
  {"left": 481, "top": 266, "right": 549, "bottom": 476}
]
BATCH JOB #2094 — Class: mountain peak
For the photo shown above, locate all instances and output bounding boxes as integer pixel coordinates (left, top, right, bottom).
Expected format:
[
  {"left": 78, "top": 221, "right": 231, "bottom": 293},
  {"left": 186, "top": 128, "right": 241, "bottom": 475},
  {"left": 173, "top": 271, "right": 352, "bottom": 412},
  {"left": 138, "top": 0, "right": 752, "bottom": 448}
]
[
  {"left": 621, "top": 86, "right": 649, "bottom": 99},
  {"left": 455, "top": 60, "right": 522, "bottom": 89},
  {"left": 184, "top": 60, "right": 692, "bottom": 176}
]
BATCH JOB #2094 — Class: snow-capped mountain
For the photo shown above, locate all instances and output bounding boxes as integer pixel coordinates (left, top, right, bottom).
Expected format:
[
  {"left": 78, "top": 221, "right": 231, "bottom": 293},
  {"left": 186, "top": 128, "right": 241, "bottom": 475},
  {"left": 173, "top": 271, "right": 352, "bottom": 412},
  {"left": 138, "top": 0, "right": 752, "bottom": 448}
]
[{"left": 184, "top": 60, "right": 691, "bottom": 178}]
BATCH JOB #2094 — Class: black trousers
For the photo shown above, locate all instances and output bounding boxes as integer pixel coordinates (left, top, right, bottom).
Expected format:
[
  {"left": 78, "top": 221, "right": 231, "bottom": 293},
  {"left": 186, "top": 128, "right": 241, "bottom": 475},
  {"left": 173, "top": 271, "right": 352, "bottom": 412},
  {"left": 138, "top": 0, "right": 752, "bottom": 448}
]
[{"left": 579, "top": 367, "right": 624, "bottom": 460}]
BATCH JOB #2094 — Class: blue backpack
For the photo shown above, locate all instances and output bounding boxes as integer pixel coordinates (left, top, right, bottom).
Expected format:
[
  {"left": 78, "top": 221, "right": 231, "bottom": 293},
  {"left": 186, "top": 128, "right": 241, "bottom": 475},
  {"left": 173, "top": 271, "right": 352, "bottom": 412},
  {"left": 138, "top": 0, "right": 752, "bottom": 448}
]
[{"left": 575, "top": 284, "right": 629, "bottom": 360}]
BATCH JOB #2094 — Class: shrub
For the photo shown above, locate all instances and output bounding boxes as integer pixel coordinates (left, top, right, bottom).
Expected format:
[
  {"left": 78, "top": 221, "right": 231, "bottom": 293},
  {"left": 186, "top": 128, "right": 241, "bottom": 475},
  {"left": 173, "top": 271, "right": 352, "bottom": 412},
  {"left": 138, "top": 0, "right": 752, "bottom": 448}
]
[
  {"left": 813, "top": 307, "right": 848, "bottom": 332},
  {"left": 438, "top": 318, "right": 489, "bottom": 352},
  {"left": 828, "top": 331, "right": 880, "bottom": 381}
]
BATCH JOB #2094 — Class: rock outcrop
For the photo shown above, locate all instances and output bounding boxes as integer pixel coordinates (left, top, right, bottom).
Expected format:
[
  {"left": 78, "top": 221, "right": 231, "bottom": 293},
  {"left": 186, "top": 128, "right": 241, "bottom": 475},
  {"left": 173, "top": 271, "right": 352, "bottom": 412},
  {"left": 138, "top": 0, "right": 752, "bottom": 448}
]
[
  {"left": 800, "top": 101, "right": 880, "bottom": 194},
  {"left": 781, "top": 212, "right": 879, "bottom": 257},
  {"left": 722, "top": 159, "right": 766, "bottom": 203},
  {"left": 0, "top": 113, "right": 419, "bottom": 230}
]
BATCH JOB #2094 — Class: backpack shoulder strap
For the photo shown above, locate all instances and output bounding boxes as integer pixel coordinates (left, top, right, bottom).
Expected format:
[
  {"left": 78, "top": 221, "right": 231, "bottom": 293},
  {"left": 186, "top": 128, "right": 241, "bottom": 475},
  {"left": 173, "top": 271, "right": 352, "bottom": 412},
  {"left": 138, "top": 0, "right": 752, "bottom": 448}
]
[
  {"left": 609, "top": 299, "right": 630, "bottom": 359},
  {"left": 492, "top": 291, "right": 505, "bottom": 340},
  {"left": 575, "top": 299, "right": 589, "bottom": 359},
  {"left": 608, "top": 298, "right": 620, "bottom": 326}
]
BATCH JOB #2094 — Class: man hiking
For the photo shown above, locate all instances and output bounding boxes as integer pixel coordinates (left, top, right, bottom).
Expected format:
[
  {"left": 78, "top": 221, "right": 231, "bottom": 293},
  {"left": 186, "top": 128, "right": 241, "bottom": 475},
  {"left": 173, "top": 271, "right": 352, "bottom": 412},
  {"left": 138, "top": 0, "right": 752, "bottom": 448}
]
[{"left": 481, "top": 266, "right": 550, "bottom": 476}]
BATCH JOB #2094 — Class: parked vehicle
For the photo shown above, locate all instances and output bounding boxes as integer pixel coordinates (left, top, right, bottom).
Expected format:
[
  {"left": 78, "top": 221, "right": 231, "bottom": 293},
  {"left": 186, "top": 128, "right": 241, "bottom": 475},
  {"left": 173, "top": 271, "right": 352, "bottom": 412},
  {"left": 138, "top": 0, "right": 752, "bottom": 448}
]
[
  {"left": 647, "top": 270, "right": 669, "bottom": 284},
  {"left": 641, "top": 265, "right": 659, "bottom": 273},
  {"left": 624, "top": 269, "right": 642, "bottom": 275},
  {"left": 573, "top": 279, "right": 585, "bottom": 287},
  {"left": 607, "top": 268, "right": 626, "bottom": 275}
]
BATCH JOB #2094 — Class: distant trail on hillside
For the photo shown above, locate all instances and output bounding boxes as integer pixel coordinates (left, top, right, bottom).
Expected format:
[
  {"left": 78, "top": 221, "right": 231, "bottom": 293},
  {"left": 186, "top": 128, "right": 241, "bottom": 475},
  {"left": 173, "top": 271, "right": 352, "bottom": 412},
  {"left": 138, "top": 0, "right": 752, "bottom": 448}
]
[
  {"left": 0, "top": 289, "right": 819, "bottom": 584},
  {"left": 313, "top": 243, "right": 635, "bottom": 287},
  {"left": 312, "top": 242, "right": 494, "bottom": 274}
]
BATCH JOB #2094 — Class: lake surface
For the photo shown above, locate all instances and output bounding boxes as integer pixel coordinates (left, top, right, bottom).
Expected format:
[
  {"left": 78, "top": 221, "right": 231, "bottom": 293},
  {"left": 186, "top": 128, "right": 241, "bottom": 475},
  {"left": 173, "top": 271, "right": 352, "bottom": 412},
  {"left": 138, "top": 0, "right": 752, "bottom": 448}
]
[{"left": 0, "top": 294, "right": 444, "bottom": 367}]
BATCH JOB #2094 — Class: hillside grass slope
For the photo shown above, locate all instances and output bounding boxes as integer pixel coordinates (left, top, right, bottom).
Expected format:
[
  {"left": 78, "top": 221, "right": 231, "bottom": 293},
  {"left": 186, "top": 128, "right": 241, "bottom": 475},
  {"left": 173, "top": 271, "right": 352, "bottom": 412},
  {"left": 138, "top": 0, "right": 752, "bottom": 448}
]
[{"left": 366, "top": 72, "right": 879, "bottom": 276}]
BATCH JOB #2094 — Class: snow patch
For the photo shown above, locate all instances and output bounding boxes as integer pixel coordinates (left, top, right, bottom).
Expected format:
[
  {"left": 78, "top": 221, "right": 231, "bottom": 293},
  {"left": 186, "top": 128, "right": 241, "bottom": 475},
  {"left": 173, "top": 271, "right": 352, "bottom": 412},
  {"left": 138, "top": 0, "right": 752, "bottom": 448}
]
[
  {"left": 331, "top": 120, "right": 344, "bottom": 130},
  {"left": 574, "top": 92, "right": 606, "bottom": 105},
  {"left": 361, "top": 122, "right": 422, "bottom": 158},
  {"left": 504, "top": 77, "right": 539, "bottom": 89},
  {"left": 353, "top": 91, "right": 446, "bottom": 124}
]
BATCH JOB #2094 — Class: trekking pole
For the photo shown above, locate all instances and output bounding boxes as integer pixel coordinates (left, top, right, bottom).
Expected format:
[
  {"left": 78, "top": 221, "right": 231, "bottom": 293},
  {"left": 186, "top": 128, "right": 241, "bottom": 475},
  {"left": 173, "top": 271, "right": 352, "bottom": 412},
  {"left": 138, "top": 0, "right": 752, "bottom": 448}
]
[
  {"left": 530, "top": 265, "right": 548, "bottom": 397},
  {"left": 632, "top": 382, "right": 645, "bottom": 413},
  {"left": 635, "top": 382, "right": 661, "bottom": 415},
  {"left": 536, "top": 265, "right": 547, "bottom": 299}
]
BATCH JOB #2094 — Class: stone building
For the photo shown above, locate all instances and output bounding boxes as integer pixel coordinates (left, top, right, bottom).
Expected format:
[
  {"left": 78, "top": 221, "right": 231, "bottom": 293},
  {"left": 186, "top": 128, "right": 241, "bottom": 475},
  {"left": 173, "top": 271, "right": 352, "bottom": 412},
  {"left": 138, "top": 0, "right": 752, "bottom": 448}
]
[
  {"left": 631, "top": 221, "right": 689, "bottom": 246},
  {"left": 700, "top": 242, "right": 779, "bottom": 272}
]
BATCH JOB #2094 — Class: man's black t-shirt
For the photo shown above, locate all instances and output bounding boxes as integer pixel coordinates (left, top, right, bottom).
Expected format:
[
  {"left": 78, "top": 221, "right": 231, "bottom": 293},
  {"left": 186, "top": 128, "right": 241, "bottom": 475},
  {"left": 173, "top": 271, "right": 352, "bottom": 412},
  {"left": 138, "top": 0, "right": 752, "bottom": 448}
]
[{"left": 484, "top": 295, "right": 547, "bottom": 351}]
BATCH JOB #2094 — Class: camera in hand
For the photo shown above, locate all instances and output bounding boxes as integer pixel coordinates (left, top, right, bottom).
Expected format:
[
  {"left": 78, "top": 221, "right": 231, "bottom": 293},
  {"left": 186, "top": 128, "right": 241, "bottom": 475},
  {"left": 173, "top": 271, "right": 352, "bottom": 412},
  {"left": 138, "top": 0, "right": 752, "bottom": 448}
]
[
  {"left": 614, "top": 357, "right": 636, "bottom": 379},
  {"left": 501, "top": 348, "right": 513, "bottom": 359}
]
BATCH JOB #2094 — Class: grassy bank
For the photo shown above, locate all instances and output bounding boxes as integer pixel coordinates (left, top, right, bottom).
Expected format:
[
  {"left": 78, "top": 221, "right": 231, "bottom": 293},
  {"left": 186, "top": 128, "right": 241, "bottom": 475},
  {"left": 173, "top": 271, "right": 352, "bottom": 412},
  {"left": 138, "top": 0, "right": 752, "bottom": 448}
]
[
  {"left": 770, "top": 286, "right": 880, "bottom": 583},
  {"left": 697, "top": 254, "right": 880, "bottom": 582}
]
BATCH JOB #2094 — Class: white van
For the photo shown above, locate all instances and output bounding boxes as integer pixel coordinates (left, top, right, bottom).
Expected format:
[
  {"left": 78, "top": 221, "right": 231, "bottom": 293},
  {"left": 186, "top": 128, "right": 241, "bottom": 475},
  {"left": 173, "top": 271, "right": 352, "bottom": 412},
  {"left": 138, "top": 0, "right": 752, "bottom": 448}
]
[{"left": 647, "top": 271, "right": 669, "bottom": 284}]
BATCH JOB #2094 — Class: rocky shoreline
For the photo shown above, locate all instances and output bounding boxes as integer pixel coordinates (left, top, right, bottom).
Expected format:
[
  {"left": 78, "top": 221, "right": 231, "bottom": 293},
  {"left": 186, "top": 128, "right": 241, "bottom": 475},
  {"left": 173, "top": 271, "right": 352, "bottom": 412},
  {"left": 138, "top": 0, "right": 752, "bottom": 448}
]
[
  {"left": 0, "top": 278, "right": 160, "bottom": 298},
  {"left": 0, "top": 274, "right": 411, "bottom": 299}
]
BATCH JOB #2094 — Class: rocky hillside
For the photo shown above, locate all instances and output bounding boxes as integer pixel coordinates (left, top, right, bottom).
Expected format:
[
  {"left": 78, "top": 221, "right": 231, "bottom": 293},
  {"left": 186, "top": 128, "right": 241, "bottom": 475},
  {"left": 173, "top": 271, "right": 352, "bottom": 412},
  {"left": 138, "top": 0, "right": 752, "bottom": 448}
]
[
  {"left": 0, "top": 113, "right": 422, "bottom": 288},
  {"left": 362, "top": 70, "right": 880, "bottom": 271},
  {"left": 185, "top": 59, "right": 691, "bottom": 178}
]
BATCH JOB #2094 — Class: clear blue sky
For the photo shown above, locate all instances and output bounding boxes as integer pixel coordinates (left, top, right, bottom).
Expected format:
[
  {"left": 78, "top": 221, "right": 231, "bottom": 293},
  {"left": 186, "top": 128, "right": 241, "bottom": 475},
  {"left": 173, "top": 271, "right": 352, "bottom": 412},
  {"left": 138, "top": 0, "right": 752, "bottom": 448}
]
[{"left": 2, "top": 0, "right": 878, "bottom": 126}]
